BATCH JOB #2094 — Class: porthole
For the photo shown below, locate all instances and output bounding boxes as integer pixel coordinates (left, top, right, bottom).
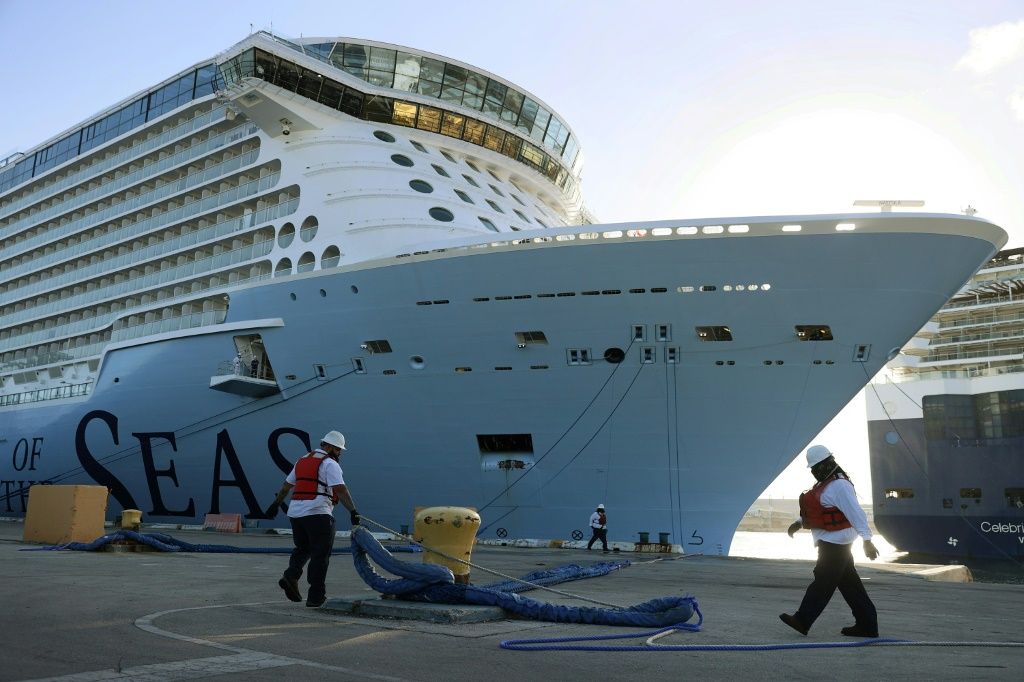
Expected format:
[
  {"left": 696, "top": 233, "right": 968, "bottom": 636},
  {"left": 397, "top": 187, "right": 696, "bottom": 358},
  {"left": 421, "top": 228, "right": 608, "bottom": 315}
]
[
  {"left": 320, "top": 289, "right": 327, "bottom": 298},
  {"left": 440, "top": 150, "right": 456, "bottom": 162},
  {"left": 429, "top": 207, "right": 454, "bottom": 222},
  {"left": 374, "top": 130, "right": 396, "bottom": 142},
  {"left": 432, "top": 164, "right": 450, "bottom": 177},
  {"left": 300, "top": 215, "right": 318, "bottom": 242},
  {"left": 604, "top": 347, "right": 625, "bottom": 364},
  {"left": 409, "top": 179, "right": 434, "bottom": 193},
  {"left": 391, "top": 154, "right": 414, "bottom": 167},
  {"left": 885, "top": 431, "right": 900, "bottom": 445},
  {"left": 410, "top": 356, "right": 425, "bottom": 369},
  {"left": 297, "top": 251, "right": 316, "bottom": 273},
  {"left": 478, "top": 217, "right": 498, "bottom": 232},
  {"left": 454, "top": 189, "right": 474, "bottom": 204},
  {"left": 321, "top": 245, "right": 341, "bottom": 268},
  {"left": 351, "top": 285, "right": 359, "bottom": 294},
  {"left": 289, "top": 293, "right": 297, "bottom": 301},
  {"left": 278, "top": 223, "right": 295, "bottom": 248}
]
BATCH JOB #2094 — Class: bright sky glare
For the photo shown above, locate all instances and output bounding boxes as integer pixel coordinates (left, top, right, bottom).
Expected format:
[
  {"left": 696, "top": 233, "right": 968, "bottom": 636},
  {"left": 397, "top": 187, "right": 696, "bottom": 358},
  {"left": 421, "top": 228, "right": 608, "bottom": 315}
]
[{"left": 2, "top": 0, "right": 1022, "bottom": 499}]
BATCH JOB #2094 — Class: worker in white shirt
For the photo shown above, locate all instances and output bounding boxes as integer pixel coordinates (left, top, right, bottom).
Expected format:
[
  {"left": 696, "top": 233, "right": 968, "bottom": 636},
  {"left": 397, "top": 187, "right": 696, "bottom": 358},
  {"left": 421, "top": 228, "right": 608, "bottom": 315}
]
[
  {"left": 586, "top": 504, "right": 608, "bottom": 552},
  {"left": 780, "top": 445, "right": 879, "bottom": 638}
]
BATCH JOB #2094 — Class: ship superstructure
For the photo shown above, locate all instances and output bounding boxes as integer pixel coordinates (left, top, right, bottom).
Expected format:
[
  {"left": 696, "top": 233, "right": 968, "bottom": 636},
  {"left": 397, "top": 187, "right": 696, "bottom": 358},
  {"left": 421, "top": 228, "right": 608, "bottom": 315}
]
[
  {"left": 867, "top": 247, "right": 1024, "bottom": 558},
  {"left": 0, "top": 32, "right": 1007, "bottom": 555}
]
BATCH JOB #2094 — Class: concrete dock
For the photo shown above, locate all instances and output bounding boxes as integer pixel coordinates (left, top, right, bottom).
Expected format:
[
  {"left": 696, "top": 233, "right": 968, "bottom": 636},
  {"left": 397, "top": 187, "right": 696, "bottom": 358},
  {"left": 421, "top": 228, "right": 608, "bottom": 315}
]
[{"left": 1, "top": 520, "right": 1021, "bottom": 681}]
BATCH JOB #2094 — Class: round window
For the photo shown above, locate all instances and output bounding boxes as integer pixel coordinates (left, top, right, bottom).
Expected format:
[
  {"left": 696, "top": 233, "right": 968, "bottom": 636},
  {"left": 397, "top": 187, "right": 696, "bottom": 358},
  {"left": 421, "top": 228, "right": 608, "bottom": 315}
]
[
  {"left": 429, "top": 207, "right": 454, "bottom": 222},
  {"left": 409, "top": 179, "right": 433, "bottom": 193},
  {"left": 300, "top": 215, "right": 318, "bottom": 242},
  {"left": 374, "top": 130, "right": 396, "bottom": 143},
  {"left": 278, "top": 223, "right": 295, "bottom": 248},
  {"left": 391, "top": 154, "right": 414, "bottom": 167}
]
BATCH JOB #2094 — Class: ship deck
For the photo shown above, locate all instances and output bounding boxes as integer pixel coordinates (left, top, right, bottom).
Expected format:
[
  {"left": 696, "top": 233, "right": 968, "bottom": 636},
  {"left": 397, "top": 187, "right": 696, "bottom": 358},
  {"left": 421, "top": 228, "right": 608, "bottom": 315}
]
[{"left": 3, "top": 520, "right": 1020, "bottom": 680}]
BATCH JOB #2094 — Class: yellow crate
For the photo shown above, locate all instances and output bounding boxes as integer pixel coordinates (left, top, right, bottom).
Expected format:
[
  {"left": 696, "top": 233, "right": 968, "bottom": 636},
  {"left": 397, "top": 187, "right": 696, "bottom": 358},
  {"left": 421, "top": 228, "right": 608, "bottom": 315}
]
[{"left": 23, "top": 485, "right": 109, "bottom": 545}]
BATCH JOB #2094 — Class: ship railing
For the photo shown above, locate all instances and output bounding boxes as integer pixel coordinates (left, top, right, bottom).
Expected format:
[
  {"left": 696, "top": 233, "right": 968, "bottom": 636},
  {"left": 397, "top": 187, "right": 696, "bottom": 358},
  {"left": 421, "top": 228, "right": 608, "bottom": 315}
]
[
  {"left": 0, "top": 305, "right": 239, "bottom": 374},
  {"left": 213, "top": 358, "right": 275, "bottom": 381},
  {"left": 0, "top": 237, "right": 274, "bottom": 347},
  {"left": 0, "top": 173, "right": 286, "bottom": 315},
  {"left": 1, "top": 145, "right": 264, "bottom": 265},
  {"left": 1, "top": 151, "right": 270, "bottom": 301},
  {"left": 0, "top": 123, "right": 255, "bottom": 241},
  {"left": 0, "top": 106, "right": 229, "bottom": 222},
  {"left": 928, "top": 328, "right": 1024, "bottom": 347},
  {"left": 942, "top": 292, "right": 1024, "bottom": 310},
  {"left": 882, "top": 363, "right": 1024, "bottom": 382},
  {"left": 0, "top": 380, "right": 92, "bottom": 408},
  {"left": 938, "top": 310, "right": 1024, "bottom": 330},
  {"left": 923, "top": 347, "right": 1024, "bottom": 363}
]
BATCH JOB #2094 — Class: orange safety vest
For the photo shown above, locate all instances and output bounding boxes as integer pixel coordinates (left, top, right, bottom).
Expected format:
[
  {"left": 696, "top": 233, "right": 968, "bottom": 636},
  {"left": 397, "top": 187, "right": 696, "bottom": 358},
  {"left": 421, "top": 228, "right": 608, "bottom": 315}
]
[
  {"left": 291, "top": 453, "right": 338, "bottom": 504},
  {"left": 798, "top": 474, "right": 852, "bottom": 531}
]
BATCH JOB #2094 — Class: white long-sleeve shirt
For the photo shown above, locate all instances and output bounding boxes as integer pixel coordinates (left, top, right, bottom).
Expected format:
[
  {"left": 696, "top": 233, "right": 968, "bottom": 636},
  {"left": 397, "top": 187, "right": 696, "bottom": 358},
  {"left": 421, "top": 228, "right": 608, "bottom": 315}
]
[
  {"left": 810, "top": 477, "right": 872, "bottom": 546},
  {"left": 589, "top": 511, "right": 606, "bottom": 529}
]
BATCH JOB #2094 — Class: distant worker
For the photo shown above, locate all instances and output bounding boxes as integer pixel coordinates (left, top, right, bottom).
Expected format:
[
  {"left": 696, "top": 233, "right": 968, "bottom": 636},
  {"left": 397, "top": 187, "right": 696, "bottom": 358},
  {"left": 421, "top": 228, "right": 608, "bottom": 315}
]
[
  {"left": 587, "top": 504, "right": 609, "bottom": 552},
  {"left": 250, "top": 357, "right": 259, "bottom": 378},
  {"left": 270, "top": 430, "right": 360, "bottom": 608},
  {"left": 780, "top": 445, "right": 880, "bottom": 638},
  {"left": 232, "top": 352, "right": 242, "bottom": 375}
]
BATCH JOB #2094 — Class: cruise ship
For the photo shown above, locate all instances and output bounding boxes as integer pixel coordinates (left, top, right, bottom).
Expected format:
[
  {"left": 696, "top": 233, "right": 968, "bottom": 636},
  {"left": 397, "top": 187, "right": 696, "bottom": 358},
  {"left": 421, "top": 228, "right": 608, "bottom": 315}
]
[
  {"left": 0, "top": 32, "right": 1007, "bottom": 555},
  {"left": 868, "top": 247, "right": 1024, "bottom": 559}
]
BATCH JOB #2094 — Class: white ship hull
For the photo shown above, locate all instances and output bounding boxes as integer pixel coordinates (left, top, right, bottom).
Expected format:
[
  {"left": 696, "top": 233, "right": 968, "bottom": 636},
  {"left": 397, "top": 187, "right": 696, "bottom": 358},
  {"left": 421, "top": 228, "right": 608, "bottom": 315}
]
[{"left": 2, "top": 217, "right": 1003, "bottom": 554}]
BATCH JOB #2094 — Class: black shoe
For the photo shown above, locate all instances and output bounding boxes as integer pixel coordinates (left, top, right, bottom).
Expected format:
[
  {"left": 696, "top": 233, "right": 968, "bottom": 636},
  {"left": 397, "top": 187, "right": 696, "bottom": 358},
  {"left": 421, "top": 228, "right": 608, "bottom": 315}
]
[
  {"left": 278, "top": 577, "right": 301, "bottom": 603},
  {"left": 306, "top": 595, "right": 326, "bottom": 608},
  {"left": 779, "top": 613, "right": 809, "bottom": 636},
  {"left": 841, "top": 624, "right": 879, "bottom": 638}
]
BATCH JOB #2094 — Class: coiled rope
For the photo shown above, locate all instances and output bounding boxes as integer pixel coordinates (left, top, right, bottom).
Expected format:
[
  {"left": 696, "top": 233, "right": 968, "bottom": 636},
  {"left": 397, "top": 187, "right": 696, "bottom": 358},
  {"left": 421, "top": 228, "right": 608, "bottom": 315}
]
[{"left": 349, "top": 524, "right": 700, "bottom": 628}]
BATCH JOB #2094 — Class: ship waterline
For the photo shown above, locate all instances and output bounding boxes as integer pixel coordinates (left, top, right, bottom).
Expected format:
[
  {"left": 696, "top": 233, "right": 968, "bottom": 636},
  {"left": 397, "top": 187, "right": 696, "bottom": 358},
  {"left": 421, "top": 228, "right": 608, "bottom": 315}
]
[{"left": 0, "top": 32, "right": 1007, "bottom": 554}]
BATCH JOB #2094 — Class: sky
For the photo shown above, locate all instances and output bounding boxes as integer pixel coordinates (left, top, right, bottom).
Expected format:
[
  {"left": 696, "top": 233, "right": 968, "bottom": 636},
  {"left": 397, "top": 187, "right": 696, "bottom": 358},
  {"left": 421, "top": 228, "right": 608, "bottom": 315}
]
[{"left": 2, "top": 0, "right": 1022, "bottom": 500}]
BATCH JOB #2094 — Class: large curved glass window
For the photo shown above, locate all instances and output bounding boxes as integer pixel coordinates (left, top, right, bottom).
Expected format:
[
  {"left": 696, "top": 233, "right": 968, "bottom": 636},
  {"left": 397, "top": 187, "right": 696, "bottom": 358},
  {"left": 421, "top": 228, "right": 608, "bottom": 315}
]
[
  {"left": 275, "top": 258, "right": 293, "bottom": 277},
  {"left": 221, "top": 47, "right": 581, "bottom": 195}
]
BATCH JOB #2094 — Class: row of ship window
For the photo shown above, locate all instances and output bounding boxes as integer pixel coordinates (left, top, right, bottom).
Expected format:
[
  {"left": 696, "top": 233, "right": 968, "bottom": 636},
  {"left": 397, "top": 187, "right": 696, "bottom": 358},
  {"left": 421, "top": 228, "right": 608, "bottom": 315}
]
[
  {"left": 219, "top": 48, "right": 576, "bottom": 193},
  {"left": 0, "top": 65, "right": 221, "bottom": 194},
  {"left": 273, "top": 39, "right": 579, "bottom": 169},
  {"left": 884, "top": 487, "right": 1024, "bottom": 509}
]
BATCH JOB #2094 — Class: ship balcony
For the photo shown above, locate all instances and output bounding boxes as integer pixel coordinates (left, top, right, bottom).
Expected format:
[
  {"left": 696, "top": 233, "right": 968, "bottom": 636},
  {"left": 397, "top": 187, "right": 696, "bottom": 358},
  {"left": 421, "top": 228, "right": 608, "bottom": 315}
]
[
  {"left": 927, "top": 327, "right": 1024, "bottom": 349},
  {"left": 913, "top": 321, "right": 940, "bottom": 339},
  {"left": 918, "top": 348, "right": 1024, "bottom": 367},
  {"left": 209, "top": 362, "right": 279, "bottom": 398},
  {"left": 937, "top": 309, "right": 1024, "bottom": 332}
]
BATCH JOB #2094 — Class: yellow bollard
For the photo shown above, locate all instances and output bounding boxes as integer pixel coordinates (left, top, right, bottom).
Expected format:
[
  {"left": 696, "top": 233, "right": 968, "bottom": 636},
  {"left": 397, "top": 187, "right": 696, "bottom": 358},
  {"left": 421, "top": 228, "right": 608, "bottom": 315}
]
[
  {"left": 413, "top": 506, "right": 481, "bottom": 584},
  {"left": 120, "top": 509, "right": 142, "bottom": 530}
]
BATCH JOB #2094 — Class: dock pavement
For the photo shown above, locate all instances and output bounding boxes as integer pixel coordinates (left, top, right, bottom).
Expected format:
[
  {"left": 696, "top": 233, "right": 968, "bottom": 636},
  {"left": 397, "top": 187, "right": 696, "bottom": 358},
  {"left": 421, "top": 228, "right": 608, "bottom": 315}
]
[{"left": 0, "top": 520, "right": 1021, "bottom": 681}]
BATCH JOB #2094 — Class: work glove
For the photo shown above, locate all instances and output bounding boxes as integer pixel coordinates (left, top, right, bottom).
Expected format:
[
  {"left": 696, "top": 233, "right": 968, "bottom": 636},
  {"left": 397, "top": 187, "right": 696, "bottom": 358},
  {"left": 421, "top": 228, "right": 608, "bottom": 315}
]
[
  {"left": 863, "top": 539, "right": 879, "bottom": 560},
  {"left": 787, "top": 520, "right": 802, "bottom": 538},
  {"left": 350, "top": 509, "right": 361, "bottom": 526}
]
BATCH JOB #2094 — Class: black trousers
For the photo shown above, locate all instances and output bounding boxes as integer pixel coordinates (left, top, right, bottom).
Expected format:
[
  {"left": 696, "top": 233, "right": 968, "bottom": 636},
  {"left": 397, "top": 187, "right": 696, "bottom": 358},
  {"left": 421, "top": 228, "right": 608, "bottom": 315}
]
[
  {"left": 284, "top": 514, "right": 336, "bottom": 600},
  {"left": 587, "top": 527, "right": 608, "bottom": 550},
  {"left": 795, "top": 540, "right": 877, "bottom": 630}
]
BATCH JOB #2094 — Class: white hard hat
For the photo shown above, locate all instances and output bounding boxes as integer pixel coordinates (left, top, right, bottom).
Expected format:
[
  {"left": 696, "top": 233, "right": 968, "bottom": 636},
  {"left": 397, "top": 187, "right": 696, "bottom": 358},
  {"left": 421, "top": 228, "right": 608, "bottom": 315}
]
[
  {"left": 597, "top": 504, "right": 605, "bottom": 510},
  {"left": 805, "top": 444, "right": 832, "bottom": 467},
  {"left": 321, "top": 430, "right": 346, "bottom": 450}
]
